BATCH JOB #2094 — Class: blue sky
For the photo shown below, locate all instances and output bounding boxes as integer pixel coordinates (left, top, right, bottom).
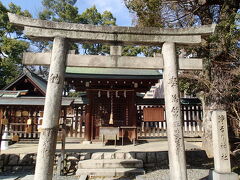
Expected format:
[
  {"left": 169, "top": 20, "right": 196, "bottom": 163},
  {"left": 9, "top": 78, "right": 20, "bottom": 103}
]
[{"left": 2, "top": 0, "right": 132, "bottom": 26}]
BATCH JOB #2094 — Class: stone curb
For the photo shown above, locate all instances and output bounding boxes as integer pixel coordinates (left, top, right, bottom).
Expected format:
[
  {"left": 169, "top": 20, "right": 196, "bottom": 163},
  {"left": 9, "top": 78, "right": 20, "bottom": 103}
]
[{"left": 136, "top": 175, "right": 146, "bottom": 180}]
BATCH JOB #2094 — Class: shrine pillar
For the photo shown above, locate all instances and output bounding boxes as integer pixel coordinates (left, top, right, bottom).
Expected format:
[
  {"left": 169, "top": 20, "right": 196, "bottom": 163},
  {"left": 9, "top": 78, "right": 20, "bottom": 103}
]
[
  {"left": 34, "top": 37, "right": 68, "bottom": 180},
  {"left": 162, "top": 42, "right": 187, "bottom": 180},
  {"left": 130, "top": 91, "right": 137, "bottom": 127},
  {"left": 84, "top": 105, "right": 92, "bottom": 142},
  {"left": 84, "top": 91, "right": 92, "bottom": 143}
]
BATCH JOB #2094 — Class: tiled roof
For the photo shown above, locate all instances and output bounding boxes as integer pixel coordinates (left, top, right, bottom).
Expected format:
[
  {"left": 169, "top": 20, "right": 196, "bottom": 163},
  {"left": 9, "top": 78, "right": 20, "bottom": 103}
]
[
  {"left": 65, "top": 67, "right": 162, "bottom": 79},
  {"left": 0, "top": 97, "right": 73, "bottom": 106},
  {"left": 3, "top": 69, "right": 47, "bottom": 95}
]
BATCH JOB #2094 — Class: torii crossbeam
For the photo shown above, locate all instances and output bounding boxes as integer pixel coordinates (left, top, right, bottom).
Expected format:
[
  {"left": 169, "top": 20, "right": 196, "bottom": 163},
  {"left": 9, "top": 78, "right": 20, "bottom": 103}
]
[{"left": 8, "top": 13, "right": 215, "bottom": 180}]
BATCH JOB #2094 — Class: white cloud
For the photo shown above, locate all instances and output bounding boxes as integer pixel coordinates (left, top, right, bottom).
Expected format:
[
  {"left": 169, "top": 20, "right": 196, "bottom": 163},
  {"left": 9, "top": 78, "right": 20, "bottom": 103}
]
[
  {"left": 84, "top": 0, "right": 126, "bottom": 14},
  {"left": 76, "top": 0, "right": 132, "bottom": 26}
]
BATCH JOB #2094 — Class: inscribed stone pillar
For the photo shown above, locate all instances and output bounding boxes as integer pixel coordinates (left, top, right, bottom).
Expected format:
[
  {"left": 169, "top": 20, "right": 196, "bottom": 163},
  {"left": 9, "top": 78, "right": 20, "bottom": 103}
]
[
  {"left": 162, "top": 42, "right": 187, "bottom": 180},
  {"left": 210, "top": 110, "right": 238, "bottom": 180},
  {"left": 34, "top": 37, "right": 68, "bottom": 180}
]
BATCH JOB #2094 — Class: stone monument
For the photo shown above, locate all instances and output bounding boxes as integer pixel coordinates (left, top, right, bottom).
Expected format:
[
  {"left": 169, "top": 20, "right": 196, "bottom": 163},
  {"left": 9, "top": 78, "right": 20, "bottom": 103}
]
[{"left": 209, "top": 110, "right": 238, "bottom": 180}]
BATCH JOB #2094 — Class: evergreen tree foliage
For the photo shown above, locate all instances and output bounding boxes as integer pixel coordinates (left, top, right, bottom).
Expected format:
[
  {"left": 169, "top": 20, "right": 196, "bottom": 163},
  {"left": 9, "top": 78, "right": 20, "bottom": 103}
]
[
  {"left": 39, "top": 1, "right": 116, "bottom": 55},
  {"left": 0, "top": 2, "right": 30, "bottom": 88}
]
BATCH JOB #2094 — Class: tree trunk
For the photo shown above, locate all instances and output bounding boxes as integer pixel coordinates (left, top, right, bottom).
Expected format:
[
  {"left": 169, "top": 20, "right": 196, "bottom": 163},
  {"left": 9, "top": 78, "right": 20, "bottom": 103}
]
[
  {"left": 202, "top": 108, "right": 214, "bottom": 158},
  {"left": 198, "top": 94, "right": 213, "bottom": 157}
]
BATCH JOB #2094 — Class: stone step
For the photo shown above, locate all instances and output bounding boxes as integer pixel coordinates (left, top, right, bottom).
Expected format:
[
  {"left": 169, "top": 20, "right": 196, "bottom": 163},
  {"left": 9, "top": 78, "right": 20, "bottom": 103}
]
[
  {"left": 78, "top": 159, "right": 143, "bottom": 169},
  {"left": 76, "top": 168, "right": 145, "bottom": 177},
  {"left": 91, "top": 152, "right": 135, "bottom": 160}
]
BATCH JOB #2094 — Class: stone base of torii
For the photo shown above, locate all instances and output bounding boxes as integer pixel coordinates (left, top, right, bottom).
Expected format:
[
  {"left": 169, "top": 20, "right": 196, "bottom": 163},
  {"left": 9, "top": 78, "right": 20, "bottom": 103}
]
[{"left": 7, "top": 13, "right": 238, "bottom": 180}]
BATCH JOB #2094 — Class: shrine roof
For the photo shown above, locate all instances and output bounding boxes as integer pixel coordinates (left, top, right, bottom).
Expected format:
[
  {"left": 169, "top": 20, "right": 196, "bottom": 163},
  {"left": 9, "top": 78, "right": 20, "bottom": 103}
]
[
  {"left": 65, "top": 67, "right": 162, "bottom": 79},
  {"left": 0, "top": 97, "right": 73, "bottom": 106},
  {"left": 3, "top": 68, "right": 47, "bottom": 95},
  {"left": 0, "top": 90, "right": 28, "bottom": 98}
]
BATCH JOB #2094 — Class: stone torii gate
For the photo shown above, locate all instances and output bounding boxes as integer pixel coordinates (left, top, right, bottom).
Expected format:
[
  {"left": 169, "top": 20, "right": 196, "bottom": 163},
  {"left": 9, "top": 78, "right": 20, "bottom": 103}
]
[{"left": 8, "top": 13, "right": 216, "bottom": 180}]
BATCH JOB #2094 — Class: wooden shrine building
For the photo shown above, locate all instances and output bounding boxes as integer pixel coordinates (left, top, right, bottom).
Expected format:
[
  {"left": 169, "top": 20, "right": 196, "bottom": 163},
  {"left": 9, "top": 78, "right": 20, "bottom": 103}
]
[
  {"left": 65, "top": 67, "right": 162, "bottom": 142},
  {"left": 0, "top": 69, "right": 74, "bottom": 140},
  {"left": 0, "top": 68, "right": 203, "bottom": 142}
]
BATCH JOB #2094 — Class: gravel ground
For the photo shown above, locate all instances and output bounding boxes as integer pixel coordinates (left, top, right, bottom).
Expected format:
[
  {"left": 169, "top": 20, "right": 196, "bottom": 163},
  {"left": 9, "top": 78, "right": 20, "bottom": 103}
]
[
  {"left": 137, "top": 169, "right": 210, "bottom": 180},
  {"left": 0, "top": 169, "right": 211, "bottom": 180}
]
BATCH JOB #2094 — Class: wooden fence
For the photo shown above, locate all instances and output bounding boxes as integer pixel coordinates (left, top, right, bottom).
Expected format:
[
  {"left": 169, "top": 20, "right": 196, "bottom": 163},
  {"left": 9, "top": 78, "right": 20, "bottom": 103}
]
[
  {"left": 0, "top": 105, "right": 86, "bottom": 141},
  {"left": 137, "top": 101, "right": 203, "bottom": 138},
  {"left": 0, "top": 99, "right": 203, "bottom": 141}
]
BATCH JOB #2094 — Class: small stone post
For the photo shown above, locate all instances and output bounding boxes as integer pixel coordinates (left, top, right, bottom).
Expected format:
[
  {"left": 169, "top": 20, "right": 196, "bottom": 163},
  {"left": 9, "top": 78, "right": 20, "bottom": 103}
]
[
  {"left": 210, "top": 110, "right": 238, "bottom": 180},
  {"left": 34, "top": 37, "right": 68, "bottom": 180},
  {"left": 110, "top": 45, "right": 122, "bottom": 56},
  {"left": 162, "top": 42, "right": 187, "bottom": 180}
]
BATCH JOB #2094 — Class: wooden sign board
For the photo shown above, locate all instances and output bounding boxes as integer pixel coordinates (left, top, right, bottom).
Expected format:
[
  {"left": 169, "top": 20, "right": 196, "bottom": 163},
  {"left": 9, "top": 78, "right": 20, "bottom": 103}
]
[
  {"left": 22, "top": 111, "right": 29, "bottom": 116},
  {"left": 143, "top": 107, "right": 164, "bottom": 122},
  {"left": 27, "top": 118, "right": 32, "bottom": 125},
  {"left": 38, "top": 127, "right": 43, "bottom": 132},
  {"left": 57, "top": 131, "right": 63, "bottom": 141},
  {"left": 39, "top": 119, "right": 43, "bottom": 125},
  {"left": 39, "top": 111, "right": 44, "bottom": 117},
  {"left": 16, "top": 111, "right": 21, "bottom": 117},
  {"left": 25, "top": 126, "right": 32, "bottom": 133},
  {"left": 12, "top": 135, "right": 19, "bottom": 142},
  {"left": 1, "top": 119, "right": 8, "bottom": 125}
]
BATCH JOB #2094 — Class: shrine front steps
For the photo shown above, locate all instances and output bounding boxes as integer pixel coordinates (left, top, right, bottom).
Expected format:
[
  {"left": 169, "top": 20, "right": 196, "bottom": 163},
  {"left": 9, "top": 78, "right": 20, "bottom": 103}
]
[
  {"left": 76, "top": 152, "right": 145, "bottom": 177},
  {"left": 76, "top": 167, "right": 145, "bottom": 177},
  {"left": 78, "top": 159, "right": 143, "bottom": 169}
]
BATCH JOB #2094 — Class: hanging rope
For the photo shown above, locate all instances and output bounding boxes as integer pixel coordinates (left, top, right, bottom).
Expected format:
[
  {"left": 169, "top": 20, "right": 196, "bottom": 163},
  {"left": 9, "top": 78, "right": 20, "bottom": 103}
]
[{"left": 109, "top": 91, "right": 114, "bottom": 125}]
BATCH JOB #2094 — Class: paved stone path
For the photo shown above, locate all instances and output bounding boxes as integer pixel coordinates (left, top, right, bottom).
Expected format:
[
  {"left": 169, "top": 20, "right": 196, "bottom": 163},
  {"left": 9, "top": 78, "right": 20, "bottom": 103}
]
[
  {"left": 136, "top": 169, "right": 210, "bottom": 180},
  {"left": 0, "top": 139, "right": 208, "bottom": 180},
  {"left": 2, "top": 138, "right": 202, "bottom": 154},
  {"left": 0, "top": 168, "right": 211, "bottom": 180},
  {"left": 0, "top": 176, "right": 20, "bottom": 180}
]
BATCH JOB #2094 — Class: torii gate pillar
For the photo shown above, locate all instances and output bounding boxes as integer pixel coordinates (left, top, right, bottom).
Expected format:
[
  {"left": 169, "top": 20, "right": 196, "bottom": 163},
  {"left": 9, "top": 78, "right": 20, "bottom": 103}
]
[
  {"left": 162, "top": 42, "right": 187, "bottom": 180},
  {"left": 34, "top": 37, "right": 68, "bottom": 180}
]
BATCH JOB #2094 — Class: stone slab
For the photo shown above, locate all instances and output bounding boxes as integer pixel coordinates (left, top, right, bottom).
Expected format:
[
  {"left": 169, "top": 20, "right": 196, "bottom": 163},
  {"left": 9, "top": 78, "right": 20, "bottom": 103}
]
[
  {"left": 23, "top": 52, "right": 203, "bottom": 70},
  {"left": 76, "top": 168, "right": 115, "bottom": 176},
  {"left": 79, "top": 175, "right": 88, "bottom": 180},
  {"left": 104, "top": 153, "right": 115, "bottom": 159},
  {"left": 209, "top": 170, "right": 239, "bottom": 180},
  {"left": 76, "top": 168, "right": 144, "bottom": 177},
  {"left": 115, "top": 152, "right": 125, "bottom": 159},
  {"left": 125, "top": 152, "right": 135, "bottom": 160},
  {"left": 24, "top": 26, "right": 203, "bottom": 45},
  {"left": 136, "top": 175, "right": 146, "bottom": 180},
  {"left": 20, "top": 175, "right": 35, "bottom": 180},
  {"left": 78, "top": 159, "right": 143, "bottom": 169},
  {"left": 0, "top": 176, "right": 19, "bottom": 180},
  {"left": 91, "top": 153, "right": 104, "bottom": 160},
  {"left": 82, "top": 141, "right": 92, "bottom": 145},
  {"left": 115, "top": 168, "right": 145, "bottom": 177},
  {"left": 8, "top": 13, "right": 216, "bottom": 36}
]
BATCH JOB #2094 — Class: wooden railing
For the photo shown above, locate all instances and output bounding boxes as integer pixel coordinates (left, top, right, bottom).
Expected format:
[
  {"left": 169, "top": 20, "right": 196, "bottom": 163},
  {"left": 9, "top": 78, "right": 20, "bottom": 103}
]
[
  {"left": 137, "top": 121, "right": 204, "bottom": 138},
  {"left": 136, "top": 99, "right": 204, "bottom": 138}
]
